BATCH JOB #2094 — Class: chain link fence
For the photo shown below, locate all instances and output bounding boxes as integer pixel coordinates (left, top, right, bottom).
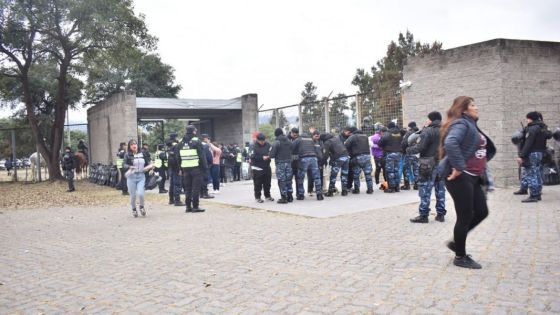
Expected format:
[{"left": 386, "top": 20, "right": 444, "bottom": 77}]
[{"left": 258, "top": 88, "right": 402, "bottom": 137}]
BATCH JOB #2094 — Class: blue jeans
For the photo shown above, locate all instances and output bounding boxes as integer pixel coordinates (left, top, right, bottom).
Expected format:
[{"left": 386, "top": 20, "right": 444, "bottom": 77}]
[
  {"left": 127, "top": 172, "right": 146, "bottom": 209},
  {"left": 297, "top": 157, "right": 321, "bottom": 196}
]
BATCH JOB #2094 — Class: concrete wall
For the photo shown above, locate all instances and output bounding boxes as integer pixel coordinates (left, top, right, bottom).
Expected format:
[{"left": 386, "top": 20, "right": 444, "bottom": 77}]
[
  {"left": 87, "top": 91, "right": 137, "bottom": 165},
  {"left": 213, "top": 111, "right": 243, "bottom": 145},
  {"left": 241, "top": 94, "right": 258, "bottom": 144},
  {"left": 403, "top": 39, "right": 560, "bottom": 187}
]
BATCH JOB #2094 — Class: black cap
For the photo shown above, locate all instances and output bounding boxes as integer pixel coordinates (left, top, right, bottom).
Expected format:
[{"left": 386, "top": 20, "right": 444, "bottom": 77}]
[
  {"left": 387, "top": 122, "right": 396, "bottom": 129},
  {"left": 428, "top": 111, "right": 442, "bottom": 122},
  {"left": 256, "top": 133, "right": 266, "bottom": 141},
  {"left": 186, "top": 125, "right": 197, "bottom": 134},
  {"left": 169, "top": 132, "right": 178, "bottom": 140},
  {"left": 526, "top": 111, "right": 540, "bottom": 121},
  {"left": 408, "top": 121, "right": 417, "bottom": 128},
  {"left": 291, "top": 127, "right": 299, "bottom": 134},
  {"left": 274, "top": 128, "right": 284, "bottom": 137}
]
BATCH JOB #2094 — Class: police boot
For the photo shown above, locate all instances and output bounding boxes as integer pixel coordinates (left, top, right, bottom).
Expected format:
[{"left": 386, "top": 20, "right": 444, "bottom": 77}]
[
  {"left": 174, "top": 198, "right": 185, "bottom": 207},
  {"left": 401, "top": 182, "right": 410, "bottom": 190},
  {"left": 159, "top": 188, "right": 168, "bottom": 194},
  {"left": 341, "top": 189, "right": 348, "bottom": 196},
  {"left": 352, "top": 188, "right": 360, "bottom": 194},
  {"left": 513, "top": 189, "right": 528, "bottom": 195},
  {"left": 277, "top": 195, "right": 288, "bottom": 204},
  {"left": 366, "top": 188, "right": 374, "bottom": 194},
  {"left": 191, "top": 201, "right": 205, "bottom": 213},
  {"left": 325, "top": 189, "right": 335, "bottom": 197},
  {"left": 287, "top": 192, "right": 293, "bottom": 202},
  {"left": 316, "top": 193, "right": 324, "bottom": 201},
  {"left": 413, "top": 183, "right": 418, "bottom": 190},
  {"left": 168, "top": 196, "right": 174, "bottom": 205},
  {"left": 185, "top": 198, "right": 192, "bottom": 212}
]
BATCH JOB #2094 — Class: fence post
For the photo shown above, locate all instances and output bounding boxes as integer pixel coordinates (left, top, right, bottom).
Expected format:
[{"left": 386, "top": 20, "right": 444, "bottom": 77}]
[
  {"left": 324, "top": 99, "right": 330, "bottom": 133},
  {"left": 11, "top": 129, "right": 17, "bottom": 181},
  {"left": 356, "top": 94, "right": 362, "bottom": 129},
  {"left": 274, "top": 109, "right": 279, "bottom": 128},
  {"left": 298, "top": 104, "right": 303, "bottom": 132}
]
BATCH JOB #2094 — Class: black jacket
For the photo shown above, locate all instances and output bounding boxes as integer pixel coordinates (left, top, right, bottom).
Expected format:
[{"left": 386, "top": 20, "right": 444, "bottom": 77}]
[
  {"left": 379, "top": 127, "right": 403, "bottom": 153},
  {"left": 167, "top": 142, "right": 179, "bottom": 169},
  {"left": 401, "top": 127, "right": 419, "bottom": 152},
  {"left": 519, "top": 121, "right": 549, "bottom": 158},
  {"left": 293, "top": 135, "right": 322, "bottom": 160},
  {"left": 320, "top": 133, "right": 348, "bottom": 161},
  {"left": 250, "top": 141, "right": 272, "bottom": 169},
  {"left": 344, "top": 130, "right": 370, "bottom": 157},
  {"left": 123, "top": 151, "right": 151, "bottom": 171},
  {"left": 61, "top": 151, "right": 76, "bottom": 170},
  {"left": 406, "top": 120, "right": 441, "bottom": 159},
  {"left": 175, "top": 135, "right": 208, "bottom": 170},
  {"left": 269, "top": 135, "right": 293, "bottom": 162}
]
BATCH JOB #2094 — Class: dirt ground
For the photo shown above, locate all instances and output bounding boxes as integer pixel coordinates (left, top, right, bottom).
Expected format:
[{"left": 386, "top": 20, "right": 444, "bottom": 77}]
[{"left": 0, "top": 179, "right": 168, "bottom": 210}]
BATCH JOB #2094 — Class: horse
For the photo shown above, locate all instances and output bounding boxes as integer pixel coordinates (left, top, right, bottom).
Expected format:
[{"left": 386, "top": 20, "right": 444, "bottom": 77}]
[
  {"left": 29, "top": 152, "right": 48, "bottom": 182},
  {"left": 74, "top": 151, "right": 89, "bottom": 179}
]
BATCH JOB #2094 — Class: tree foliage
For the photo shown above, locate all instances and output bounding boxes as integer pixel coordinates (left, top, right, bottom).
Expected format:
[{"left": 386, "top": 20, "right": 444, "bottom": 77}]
[
  {"left": 0, "top": 0, "right": 161, "bottom": 179},
  {"left": 300, "top": 82, "right": 323, "bottom": 132},
  {"left": 352, "top": 30, "right": 442, "bottom": 124},
  {"left": 269, "top": 109, "right": 288, "bottom": 128}
]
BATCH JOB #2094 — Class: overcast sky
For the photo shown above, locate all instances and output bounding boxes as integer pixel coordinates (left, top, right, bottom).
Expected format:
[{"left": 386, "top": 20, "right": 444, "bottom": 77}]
[{"left": 3, "top": 0, "right": 560, "bottom": 122}]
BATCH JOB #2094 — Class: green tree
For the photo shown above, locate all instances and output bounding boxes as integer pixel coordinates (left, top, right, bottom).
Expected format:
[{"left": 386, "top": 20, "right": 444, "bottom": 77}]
[
  {"left": 269, "top": 109, "right": 288, "bottom": 128},
  {"left": 0, "top": 0, "right": 155, "bottom": 179},
  {"left": 257, "top": 123, "right": 274, "bottom": 142},
  {"left": 300, "top": 82, "right": 323, "bottom": 131},
  {"left": 329, "top": 93, "right": 349, "bottom": 131},
  {"left": 84, "top": 49, "right": 181, "bottom": 104},
  {"left": 352, "top": 30, "right": 442, "bottom": 123}
]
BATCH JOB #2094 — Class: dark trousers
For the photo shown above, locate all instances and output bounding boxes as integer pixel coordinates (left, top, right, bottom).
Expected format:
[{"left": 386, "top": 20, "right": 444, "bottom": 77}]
[
  {"left": 347, "top": 164, "right": 354, "bottom": 189},
  {"left": 211, "top": 165, "right": 220, "bottom": 190},
  {"left": 168, "top": 167, "right": 182, "bottom": 202},
  {"left": 253, "top": 167, "right": 272, "bottom": 199},
  {"left": 445, "top": 173, "right": 489, "bottom": 257},
  {"left": 119, "top": 168, "right": 127, "bottom": 192},
  {"left": 157, "top": 167, "right": 167, "bottom": 191},
  {"left": 220, "top": 164, "right": 226, "bottom": 183},
  {"left": 182, "top": 167, "right": 202, "bottom": 208},
  {"left": 373, "top": 156, "right": 385, "bottom": 184},
  {"left": 233, "top": 163, "right": 241, "bottom": 180},
  {"left": 200, "top": 169, "right": 210, "bottom": 196},
  {"left": 64, "top": 169, "right": 75, "bottom": 190}
]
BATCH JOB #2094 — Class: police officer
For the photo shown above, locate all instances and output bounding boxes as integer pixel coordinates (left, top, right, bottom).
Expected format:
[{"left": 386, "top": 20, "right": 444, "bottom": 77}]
[
  {"left": 320, "top": 132, "right": 350, "bottom": 196},
  {"left": 61, "top": 146, "right": 76, "bottom": 192},
  {"left": 176, "top": 125, "right": 208, "bottom": 212},
  {"left": 379, "top": 122, "right": 403, "bottom": 193},
  {"left": 116, "top": 142, "right": 129, "bottom": 195},
  {"left": 154, "top": 144, "right": 168, "bottom": 194},
  {"left": 289, "top": 128, "right": 300, "bottom": 184},
  {"left": 515, "top": 111, "right": 550, "bottom": 202},
  {"left": 167, "top": 133, "right": 184, "bottom": 206},
  {"left": 341, "top": 127, "right": 356, "bottom": 191},
  {"left": 307, "top": 129, "right": 324, "bottom": 195},
  {"left": 401, "top": 121, "right": 420, "bottom": 190},
  {"left": 407, "top": 111, "right": 446, "bottom": 223},
  {"left": 345, "top": 128, "right": 374, "bottom": 194},
  {"left": 270, "top": 128, "right": 294, "bottom": 203},
  {"left": 292, "top": 131, "right": 323, "bottom": 200}
]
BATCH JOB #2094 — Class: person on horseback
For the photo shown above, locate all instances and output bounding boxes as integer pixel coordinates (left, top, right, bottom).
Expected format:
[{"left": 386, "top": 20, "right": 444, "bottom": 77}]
[{"left": 77, "top": 139, "right": 89, "bottom": 162}]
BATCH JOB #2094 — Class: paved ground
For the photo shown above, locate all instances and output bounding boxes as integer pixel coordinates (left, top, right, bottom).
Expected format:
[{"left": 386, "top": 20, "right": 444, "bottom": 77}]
[{"left": 1, "top": 181, "right": 559, "bottom": 314}]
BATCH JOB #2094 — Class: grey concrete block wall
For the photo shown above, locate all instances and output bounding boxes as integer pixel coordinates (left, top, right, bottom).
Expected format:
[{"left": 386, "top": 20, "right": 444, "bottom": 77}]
[
  {"left": 87, "top": 91, "right": 138, "bottom": 165},
  {"left": 403, "top": 39, "right": 560, "bottom": 187},
  {"left": 241, "top": 94, "right": 258, "bottom": 144},
  {"left": 213, "top": 111, "right": 243, "bottom": 145}
]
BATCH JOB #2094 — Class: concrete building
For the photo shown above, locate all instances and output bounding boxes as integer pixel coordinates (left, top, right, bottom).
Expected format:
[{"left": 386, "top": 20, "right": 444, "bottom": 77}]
[
  {"left": 87, "top": 91, "right": 258, "bottom": 165},
  {"left": 402, "top": 38, "right": 560, "bottom": 187}
]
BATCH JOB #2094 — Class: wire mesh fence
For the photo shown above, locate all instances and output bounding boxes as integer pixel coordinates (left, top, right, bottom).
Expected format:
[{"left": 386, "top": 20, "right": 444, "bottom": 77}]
[{"left": 258, "top": 88, "right": 402, "bottom": 137}]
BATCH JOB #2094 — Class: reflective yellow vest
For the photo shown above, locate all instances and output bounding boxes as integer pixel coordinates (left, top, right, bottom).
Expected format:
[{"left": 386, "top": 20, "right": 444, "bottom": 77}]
[
  {"left": 179, "top": 138, "right": 200, "bottom": 168},
  {"left": 154, "top": 150, "right": 163, "bottom": 168},
  {"left": 236, "top": 152, "right": 243, "bottom": 163},
  {"left": 116, "top": 157, "right": 123, "bottom": 168}
]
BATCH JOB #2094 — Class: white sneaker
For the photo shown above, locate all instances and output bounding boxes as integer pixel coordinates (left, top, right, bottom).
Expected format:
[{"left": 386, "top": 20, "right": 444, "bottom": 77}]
[
  {"left": 213, "top": 189, "right": 220, "bottom": 194},
  {"left": 221, "top": 183, "right": 226, "bottom": 187}
]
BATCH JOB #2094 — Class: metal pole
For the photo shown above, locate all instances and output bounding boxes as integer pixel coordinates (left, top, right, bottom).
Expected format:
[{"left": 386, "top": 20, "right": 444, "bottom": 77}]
[
  {"left": 356, "top": 94, "right": 362, "bottom": 129},
  {"left": 11, "top": 130, "right": 17, "bottom": 181},
  {"left": 298, "top": 104, "right": 303, "bottom": 132},
  {"left": 274, "top": 109, "right": 279, "bottom": 128},
  {"left": 324, "top": 99, "right": 330, "bottom": 133}
]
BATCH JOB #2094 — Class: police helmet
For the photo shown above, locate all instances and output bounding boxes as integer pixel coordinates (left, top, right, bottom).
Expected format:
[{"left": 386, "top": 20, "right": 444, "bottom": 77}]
[{"left": 511, "top": 130, "right": 524, "bottom": 145}]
